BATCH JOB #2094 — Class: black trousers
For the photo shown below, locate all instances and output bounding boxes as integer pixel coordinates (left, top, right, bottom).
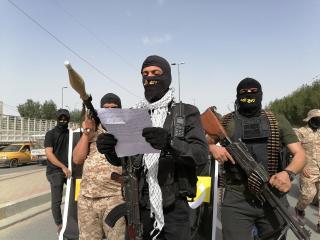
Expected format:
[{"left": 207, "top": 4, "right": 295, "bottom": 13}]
[
  {"left": 46, "top": 171, "right": 66, "bottom": 225},
  {"left": 221, "top": 189, "right": 287, "bottom": 240},
  {"left": 141, "top": 198, "right": 191, "bottom": 240}
]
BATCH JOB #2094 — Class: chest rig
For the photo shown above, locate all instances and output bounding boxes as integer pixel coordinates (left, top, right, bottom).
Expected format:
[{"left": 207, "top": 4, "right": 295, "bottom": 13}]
[{"left": 222, "top": 110, "right": 280, "bottom": 181}]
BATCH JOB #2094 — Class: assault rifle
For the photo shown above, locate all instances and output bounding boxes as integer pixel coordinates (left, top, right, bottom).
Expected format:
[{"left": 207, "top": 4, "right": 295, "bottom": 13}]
[
  {"left": 200, "top": 107, "right": 311, "bottom": 240},
  {"left": 64, "top": 61, "right": 100, "bottom": 125},
  {"left": 105, "top": 157, "right": 143, "bottom": 240}
]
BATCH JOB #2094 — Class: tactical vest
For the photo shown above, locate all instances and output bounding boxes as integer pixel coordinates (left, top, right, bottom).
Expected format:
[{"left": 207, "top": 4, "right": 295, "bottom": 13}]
[{"left": 222, "top": 110, "right": 280, "bottom": 184}]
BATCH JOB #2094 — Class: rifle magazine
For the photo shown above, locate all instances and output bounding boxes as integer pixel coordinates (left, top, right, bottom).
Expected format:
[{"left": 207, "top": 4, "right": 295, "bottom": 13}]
[{"left": 105, "top": 203, "right": 127, "bottom": 227}]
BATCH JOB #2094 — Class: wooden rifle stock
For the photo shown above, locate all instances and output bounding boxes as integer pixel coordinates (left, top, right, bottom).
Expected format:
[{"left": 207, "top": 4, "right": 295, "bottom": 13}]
[{"left": 200, "top": 107, "right": 230, "bottom": 143}]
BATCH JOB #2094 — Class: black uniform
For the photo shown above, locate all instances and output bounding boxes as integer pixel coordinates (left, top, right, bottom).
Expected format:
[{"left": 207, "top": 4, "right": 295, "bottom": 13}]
[
  {"left": 44, "top": 110, "right": 70, "bottom": 226},
  {"left": 221, "top": 111, "right": 290, "bottom": 240},
  {"left": 139, "top": 103, "right": 208, "bottom": 240},
  {"left": 97, "top": 55, "right": 209, "bottom": 240},
  {"left": 219, "top": 78, "right": 298, "bottom": 240}
]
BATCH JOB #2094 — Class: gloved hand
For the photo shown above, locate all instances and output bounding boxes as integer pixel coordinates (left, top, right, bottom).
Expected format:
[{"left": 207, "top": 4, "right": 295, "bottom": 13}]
[
  {"left": 96, "top": 133, "right": 118, "bottom": 155},
  {"left": 142, "top": 127, "right": 170, "bottom": 150}
]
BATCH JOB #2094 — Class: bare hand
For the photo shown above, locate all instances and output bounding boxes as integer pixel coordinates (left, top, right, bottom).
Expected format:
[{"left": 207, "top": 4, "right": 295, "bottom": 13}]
[
  {"left": 62, "top": 166, "right": 72, "bottom": 178},
  {"left": 209, "top": 144, "right": 235, "bottom": 164},
  {"left": 302, "top": 167, "right": 311, "bottom": 178},
  {"left": 269, "top": 171, "right": 291, "bottom": 192},
  {"left": 82, "top": 115, "right": 96, "bottom": 135}
]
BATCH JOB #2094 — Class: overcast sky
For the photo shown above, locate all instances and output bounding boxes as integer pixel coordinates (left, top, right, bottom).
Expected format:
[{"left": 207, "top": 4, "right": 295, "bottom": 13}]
[{"left": 1, "top": 0, "right": 319, "bottom": 116}]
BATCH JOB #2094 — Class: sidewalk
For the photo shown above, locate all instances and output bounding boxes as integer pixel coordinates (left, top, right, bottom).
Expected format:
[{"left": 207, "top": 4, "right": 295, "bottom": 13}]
[{"left": 0, "top": 168, "right": 52, "bottom": 230}]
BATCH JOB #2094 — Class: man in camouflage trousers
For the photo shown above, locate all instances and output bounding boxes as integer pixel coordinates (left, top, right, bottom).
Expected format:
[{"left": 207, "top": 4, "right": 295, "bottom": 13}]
[
  {"left": 295, "top": 109, "right": 320, "bottom": 232},
  {"left": 73, "top": 93, "right": 125, "bottom": 240}
]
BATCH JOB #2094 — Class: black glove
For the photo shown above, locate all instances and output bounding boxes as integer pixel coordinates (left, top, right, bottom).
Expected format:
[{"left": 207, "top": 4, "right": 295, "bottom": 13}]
[
  {"left": 96, "top": 133, "right": 118, "bottom": 155},
  {"left": 142, "top": 127, "right": 170, "bottom": 150}
]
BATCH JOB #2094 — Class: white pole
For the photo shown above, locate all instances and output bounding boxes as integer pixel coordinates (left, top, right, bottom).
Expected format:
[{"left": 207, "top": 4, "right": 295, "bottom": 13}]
[
  {"left": 211, "top": 160, "right": 219, "bottom": 240},
  {"left": 59, "top": 128, "right": 73, "bottom": 240}
]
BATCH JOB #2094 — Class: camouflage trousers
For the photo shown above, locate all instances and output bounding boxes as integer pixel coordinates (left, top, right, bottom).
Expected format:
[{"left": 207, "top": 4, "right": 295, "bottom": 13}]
[
  {"left": 78, "top": 194, "right": 126, "bottom": 240},
  {"left": 296, "top": 167, "right": 320, "bottom": 213}
]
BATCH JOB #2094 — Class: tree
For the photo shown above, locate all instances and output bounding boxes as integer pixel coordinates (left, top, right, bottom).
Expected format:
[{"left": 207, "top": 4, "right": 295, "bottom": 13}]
[
  {"left": 41, "top": 100, "right": 57, "bottom": 120},
  {"left": 267, "top": 80, "right": 320, "bottom": 127},
  {"left": 70, "top": 109, "right": 83, "bottom": 124},
  {"left": 17, "top": 99, "right": 42, "bottom": 119}
]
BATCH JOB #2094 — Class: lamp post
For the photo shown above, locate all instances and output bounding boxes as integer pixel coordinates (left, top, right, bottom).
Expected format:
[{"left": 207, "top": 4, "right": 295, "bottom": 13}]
[
  {"left": 171, "top": 62, "right": 185, "bottom": 102},
  {"left": 61, "top": 86, "right": 67, "bottom": 108}
]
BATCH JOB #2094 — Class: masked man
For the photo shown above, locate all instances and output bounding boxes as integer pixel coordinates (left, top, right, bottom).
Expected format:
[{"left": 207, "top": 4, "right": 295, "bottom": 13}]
[
  {"left": 96, "top": 55, "right": 208, "bottom": 240},
  {"left": 45, "top": 109, "right": 72, "bottom": 235},
  {"left": 295, "top": 109, "right": 320, "bottom": 232},
  {"left": 208, "top": 78, "right": 305, "bottom": 240},
  {"left": 73, "top": 93, "right": 126, "bottom": 240}
]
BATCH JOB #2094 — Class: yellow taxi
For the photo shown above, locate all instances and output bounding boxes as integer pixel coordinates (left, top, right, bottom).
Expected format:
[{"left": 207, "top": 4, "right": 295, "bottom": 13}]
[{"left": 0, "top": 143, "right": 32, "bottom": 168}]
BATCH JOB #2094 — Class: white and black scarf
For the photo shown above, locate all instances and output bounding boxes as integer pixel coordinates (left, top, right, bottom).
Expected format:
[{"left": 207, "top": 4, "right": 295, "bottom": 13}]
[{"left": 133, "top": 88, "right": 174, "bottom": 238}]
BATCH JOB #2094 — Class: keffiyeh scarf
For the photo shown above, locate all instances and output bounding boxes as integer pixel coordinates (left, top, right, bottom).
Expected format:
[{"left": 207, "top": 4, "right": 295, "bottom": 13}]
[{"left": 133, "top": 88, "right": 174, "bottom": 238}]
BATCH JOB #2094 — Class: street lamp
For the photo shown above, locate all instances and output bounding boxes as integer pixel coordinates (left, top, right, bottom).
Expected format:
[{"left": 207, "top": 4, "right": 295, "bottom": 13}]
[
  {"left": 171, "top": 62, "right": 185, "bottom": 102},
  {"left": 61, "top": 86, "right": 68, "bottom": 108}
]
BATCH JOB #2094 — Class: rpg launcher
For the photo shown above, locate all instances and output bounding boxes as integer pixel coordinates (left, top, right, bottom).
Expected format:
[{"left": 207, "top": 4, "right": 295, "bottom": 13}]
[
  {"left": 200, "top": 107, "right": 311, "bottom": 240},
  {"left": 64, "top": 61, "right": 100, "bottom": 125}
]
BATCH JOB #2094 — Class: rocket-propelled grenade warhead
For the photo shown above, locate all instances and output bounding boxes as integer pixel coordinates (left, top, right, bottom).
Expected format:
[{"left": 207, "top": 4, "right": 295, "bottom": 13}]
[
  {"left": 64, "top": 61, "right": 100, "bottom": 125},
  {"left": 64, "top": 61, "right": 90, "bottom": 101}
]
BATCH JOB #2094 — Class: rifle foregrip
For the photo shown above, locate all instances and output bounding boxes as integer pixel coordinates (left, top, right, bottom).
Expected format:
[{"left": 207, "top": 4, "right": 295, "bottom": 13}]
[{"left": 105, "top": 203, "right": 127, "bottom": 227}]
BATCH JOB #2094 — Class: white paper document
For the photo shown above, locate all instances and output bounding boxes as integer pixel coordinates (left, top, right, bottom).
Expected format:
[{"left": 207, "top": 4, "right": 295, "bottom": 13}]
[{"left": 97, "top": 108, "right": 160, "bottom": 157}]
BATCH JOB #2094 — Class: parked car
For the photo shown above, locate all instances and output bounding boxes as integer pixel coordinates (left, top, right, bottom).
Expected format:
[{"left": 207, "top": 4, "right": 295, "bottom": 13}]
[
  {"left": 0, "top": 143, "right": 32, "bottom": 168},
  {"left": 31, "top": 147, "right": 47, "bottom": 165}
]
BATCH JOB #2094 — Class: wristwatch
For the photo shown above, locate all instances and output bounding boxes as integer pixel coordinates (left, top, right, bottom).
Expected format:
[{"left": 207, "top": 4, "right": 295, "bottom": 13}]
[{"left": 284, "top": 169, "right": 296, "bottom": 181}]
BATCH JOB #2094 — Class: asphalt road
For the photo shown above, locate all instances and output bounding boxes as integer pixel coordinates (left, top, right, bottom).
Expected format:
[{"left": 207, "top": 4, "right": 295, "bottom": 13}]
[{"left": 0, "top": 163, "right": 45, "bottom": 175}]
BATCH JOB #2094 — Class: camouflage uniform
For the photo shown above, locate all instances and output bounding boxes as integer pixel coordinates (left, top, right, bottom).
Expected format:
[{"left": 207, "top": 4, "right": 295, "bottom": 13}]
[
  {"left": 78, "top": 127, "right": 126, "bottom": 240},
  {"left": 295, "top": 126, "right": 320, "bottom": 215}
]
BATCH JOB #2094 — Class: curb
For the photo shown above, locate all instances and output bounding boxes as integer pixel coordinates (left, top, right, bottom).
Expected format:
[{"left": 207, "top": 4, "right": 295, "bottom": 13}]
[
  {"left": 0, "top": 191, "right": 51, "bottom": 230},
  {"left": 0, "top": 191, "right": 51, "bottom": 220},
  {"left": 0, "top": 201, "right": 51, "bottom": 230}
]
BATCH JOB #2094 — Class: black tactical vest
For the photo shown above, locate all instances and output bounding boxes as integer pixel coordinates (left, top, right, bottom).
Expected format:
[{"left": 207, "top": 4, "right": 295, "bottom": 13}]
[{"left": 223, "top": 111, "right": 280, "bottom": 184}]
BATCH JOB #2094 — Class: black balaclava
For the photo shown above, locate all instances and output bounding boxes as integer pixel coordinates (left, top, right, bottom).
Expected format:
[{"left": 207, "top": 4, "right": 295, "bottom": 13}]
[
  {"left": 236, "top": 77, "right": 263, "bottom": 117},
  {"left": 100, "top": 93, "right": 122, "bottom": 108},
  {"left": 141, "top": 55, "right": 172, "bottom": 103},
  {"left": 56, "top": 109, "right": 70, "bottom": 129},
  {"left": 308, "top": 117, "right": 320, "bottom": 131}
]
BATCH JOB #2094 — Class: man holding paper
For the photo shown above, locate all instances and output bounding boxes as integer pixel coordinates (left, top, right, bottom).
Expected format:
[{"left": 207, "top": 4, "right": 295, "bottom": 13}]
[{"left": 96, "top": 55, "right": 208, "bottom": 240}]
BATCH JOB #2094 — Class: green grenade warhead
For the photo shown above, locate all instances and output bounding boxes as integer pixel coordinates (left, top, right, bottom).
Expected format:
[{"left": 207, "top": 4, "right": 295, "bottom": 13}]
[{"left": 64, "top": 61, "right": 90, "bottom": 101}]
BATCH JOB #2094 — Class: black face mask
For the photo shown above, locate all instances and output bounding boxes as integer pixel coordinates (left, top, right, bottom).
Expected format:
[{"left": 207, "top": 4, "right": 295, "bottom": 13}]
[
  {"left": 237, "top": 92, "right": 262, "bottom": 116},
  {"left": 57, "top": 121, "right": 69, "bottom": 130},
  {"left": 141, "top": 55, "right": 171, "bottom": 103},
  {"left": 308, "top": 117, "right": 320, "bottom": 130},
  {"left": 143, "top": 75, "right": 170, "bottom": 103},
  {"left": 236, "top": 78, "right": 262, "bottom": 117}
]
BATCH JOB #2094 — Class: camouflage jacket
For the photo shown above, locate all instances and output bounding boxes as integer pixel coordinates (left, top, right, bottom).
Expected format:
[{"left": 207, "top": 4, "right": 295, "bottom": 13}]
[
  {"left": 295, "top": 126, "right": 320, "bottom": 169},
  {"left": 80, "top": 126, "right": 122, "bottom": 198}
]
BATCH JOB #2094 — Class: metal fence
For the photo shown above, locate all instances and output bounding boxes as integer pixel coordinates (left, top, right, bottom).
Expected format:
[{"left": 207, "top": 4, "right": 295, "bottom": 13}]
[{"left": 0, "top": 114, "right": 79, "bottom": 143}]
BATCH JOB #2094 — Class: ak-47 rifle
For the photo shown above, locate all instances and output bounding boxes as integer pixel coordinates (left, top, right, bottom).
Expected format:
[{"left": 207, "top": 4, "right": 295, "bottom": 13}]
[
  {"left": 105, "top": 157, "right": 143, "bottom": 240},
  {"left": 200, "top": 107, "right": 311, "bottom": 240},
  {"left": 64, "top": 61, "right": 100, "bottom": 125}
]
